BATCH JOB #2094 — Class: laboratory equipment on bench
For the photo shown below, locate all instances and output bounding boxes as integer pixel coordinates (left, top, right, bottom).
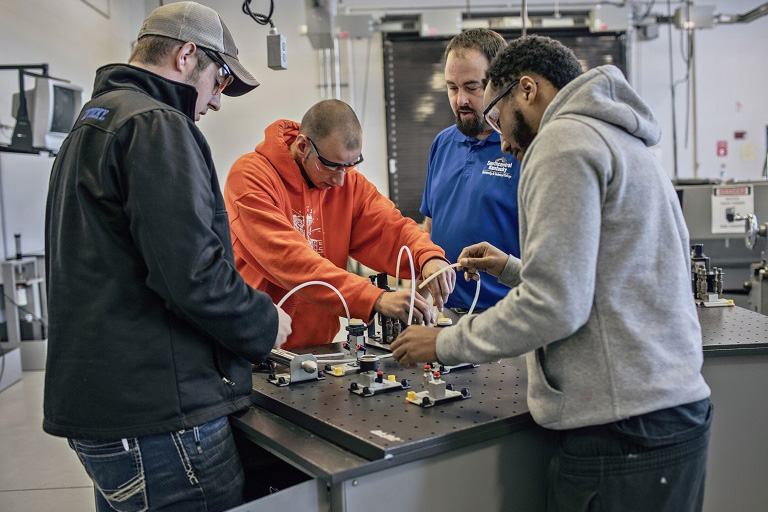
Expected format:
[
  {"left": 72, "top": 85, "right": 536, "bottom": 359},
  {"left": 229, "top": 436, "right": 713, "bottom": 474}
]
[
  {"left": 691, "top": 244, "right": 733, "bottom": 308},
  {"left": 724, "top": 209, "right": 768, "bottom": 314},
  {"left": 326, "top": 318, "right": 369, "bottom": 376},
  {"left": 266, "top": 348, "right": 324, "bottom": 386},
  {"left": 348, "top": 354, "right": 410, "bottom": 397},
  {"left": 744, "top": 251, "right": 768, "bottom": 315},
  {"left": 364, "top": 273, "right": 407, "bottom": 351},
  {"left": 405, "top": 363, "right": 470, "bottom": 408},
  {"left": 726, "top": 207, "right": 767, "bottom": 251}
]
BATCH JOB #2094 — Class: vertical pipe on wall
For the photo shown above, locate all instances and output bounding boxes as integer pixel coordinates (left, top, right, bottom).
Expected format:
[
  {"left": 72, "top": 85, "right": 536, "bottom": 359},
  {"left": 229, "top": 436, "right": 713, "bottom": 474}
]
[
  {"left": 521, "top": 0, "right": 528, "bottom": 37},
  {"left": 333, "top": 37, "right": 342, "bottom": 100},
  {"left": 0, "top": 162, "right": 7, "bottom": 259},
  {"left": 318, "top": 50, "right": 326, "bottom": 99},
  {"left": 690, "top": 28, "right": 699, "bottom": 178},
  {"left": 667, "top": 1, "right": 680, "bottom": 179},
  {"left": 347, "top": 39, "right": 356, "bottom": 111},
  {"left": 325, "top": 48, "right": 332, "bottom": 99}
]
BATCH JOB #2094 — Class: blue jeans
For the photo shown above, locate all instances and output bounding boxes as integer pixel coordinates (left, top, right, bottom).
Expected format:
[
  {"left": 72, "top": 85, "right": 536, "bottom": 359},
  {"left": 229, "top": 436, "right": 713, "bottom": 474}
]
[
  {"left": 68, "top": 416, "right": 244, "bottom": 512},
  {"left": 547, "top": 399, "right": 713, "bottom": 512}
]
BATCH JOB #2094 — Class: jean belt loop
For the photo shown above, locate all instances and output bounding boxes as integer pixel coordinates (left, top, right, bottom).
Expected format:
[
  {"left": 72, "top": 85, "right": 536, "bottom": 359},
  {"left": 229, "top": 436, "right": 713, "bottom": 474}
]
[{"left": 193, "top": 426, "right": 202, "bottom": 454}]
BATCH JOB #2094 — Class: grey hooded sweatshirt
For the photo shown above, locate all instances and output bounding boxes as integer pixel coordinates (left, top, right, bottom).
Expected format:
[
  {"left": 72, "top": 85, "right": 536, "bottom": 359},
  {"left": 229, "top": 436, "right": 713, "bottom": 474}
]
[{"left": 436, "top": 65, "right": 710, "bottom": 430}]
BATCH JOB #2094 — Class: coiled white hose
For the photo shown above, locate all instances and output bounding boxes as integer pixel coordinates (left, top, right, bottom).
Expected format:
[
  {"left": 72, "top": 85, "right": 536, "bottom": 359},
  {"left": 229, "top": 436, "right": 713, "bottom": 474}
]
[
  {"left": 418, "top": 262, "right": 482, "bottom": 316},
  {"left": 395, "top": 245, "right": 417, "bottom": 325},
  {"left": 277, "top": 280, "right": 351, "bottom": 321}
]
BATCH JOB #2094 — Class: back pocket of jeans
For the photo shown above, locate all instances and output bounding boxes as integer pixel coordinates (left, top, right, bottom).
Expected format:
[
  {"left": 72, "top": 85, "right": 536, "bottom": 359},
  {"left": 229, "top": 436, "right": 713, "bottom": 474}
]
[{"left": 70, "top": 439, "right": 148, "bottom": 512}]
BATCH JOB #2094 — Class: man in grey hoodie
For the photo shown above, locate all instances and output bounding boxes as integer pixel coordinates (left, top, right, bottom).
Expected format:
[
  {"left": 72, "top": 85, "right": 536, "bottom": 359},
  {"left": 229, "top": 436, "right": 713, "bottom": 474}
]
[{"left": 392, "top": 36, "right": 712, "bottom": 512}]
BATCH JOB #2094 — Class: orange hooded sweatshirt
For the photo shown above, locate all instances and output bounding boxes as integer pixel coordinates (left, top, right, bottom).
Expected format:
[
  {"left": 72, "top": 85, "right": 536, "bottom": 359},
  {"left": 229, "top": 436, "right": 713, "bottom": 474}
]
[{"left": 224, "top": 120, "right": 447, "bottom": 349}]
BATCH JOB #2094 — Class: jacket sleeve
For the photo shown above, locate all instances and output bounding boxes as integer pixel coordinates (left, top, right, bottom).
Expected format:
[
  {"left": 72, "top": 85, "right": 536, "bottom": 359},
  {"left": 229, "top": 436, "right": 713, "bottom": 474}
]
[
  {"left": 113, "top": 110, "right": 278, "bottom": 363},
  {"left": 349, "top": 175, "right": 447, "bottom": 277},
  {"left": 436, "top": 121, "right": 606, "bottom": 365},
  {"left": 226, "top": 156, "right": 383, "bottom": 320}
]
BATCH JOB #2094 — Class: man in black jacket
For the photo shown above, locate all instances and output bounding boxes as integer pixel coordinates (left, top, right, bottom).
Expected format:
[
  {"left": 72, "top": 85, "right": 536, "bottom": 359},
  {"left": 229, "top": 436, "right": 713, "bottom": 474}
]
[{"left": 44, "top": 3, "right": 290, "bottom": 511}]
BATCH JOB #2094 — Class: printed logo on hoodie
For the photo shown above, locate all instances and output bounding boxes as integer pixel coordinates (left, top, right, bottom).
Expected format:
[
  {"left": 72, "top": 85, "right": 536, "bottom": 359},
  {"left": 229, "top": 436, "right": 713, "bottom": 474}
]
[{"left": 293, "top": 206, "right": 324, "bottom": 254}]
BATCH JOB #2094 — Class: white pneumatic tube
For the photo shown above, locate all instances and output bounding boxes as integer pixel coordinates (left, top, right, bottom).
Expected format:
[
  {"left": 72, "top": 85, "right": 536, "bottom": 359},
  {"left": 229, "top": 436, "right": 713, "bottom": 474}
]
[
  {"left": 395, "top": 245, "right": 417, "bottom": 325},
  {"left": 418, "top": 262, "right": 482, "bottom": 316},
  {"left": 277, "top": 280, "right": 351, "bottom": 321}
]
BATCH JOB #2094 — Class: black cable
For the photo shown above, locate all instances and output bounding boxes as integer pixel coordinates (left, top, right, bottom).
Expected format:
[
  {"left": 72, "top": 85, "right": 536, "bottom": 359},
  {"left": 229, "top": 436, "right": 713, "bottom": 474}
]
[
  {"left": 242, "top": 0, "right": 275, "bottom": 28},
  {"left": 723, "top": 288, "right": 750, "bottom": 295},
  {"left": 0, "top": 337, "right": 5, "bottom": 386},
  {"left": 638, "top": 0, "right": 657, "bottom": 23}
]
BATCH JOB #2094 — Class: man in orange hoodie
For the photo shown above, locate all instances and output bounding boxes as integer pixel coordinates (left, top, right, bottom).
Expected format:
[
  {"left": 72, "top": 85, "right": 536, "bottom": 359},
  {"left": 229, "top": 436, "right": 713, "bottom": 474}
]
[{"left": 225, "top": 100, "right": 455, "bottom": 349}]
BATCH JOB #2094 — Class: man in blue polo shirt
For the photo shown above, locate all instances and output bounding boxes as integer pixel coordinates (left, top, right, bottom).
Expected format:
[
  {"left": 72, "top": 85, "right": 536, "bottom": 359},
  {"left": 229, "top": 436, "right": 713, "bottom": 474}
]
[{"left": 421, "top": 28, "right": 521, "bottom": 320}]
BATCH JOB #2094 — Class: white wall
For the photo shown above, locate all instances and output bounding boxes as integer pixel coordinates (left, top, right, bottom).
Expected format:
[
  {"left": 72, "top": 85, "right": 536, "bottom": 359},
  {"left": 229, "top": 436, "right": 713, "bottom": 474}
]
[
  {"left": 188, "top": 1, "right": 321, "bottom": 185},
  {"left": 189, "top": 1, "right": 388, "bottom": 194},
  {"left": 0, "top": 0, "right": 144, "bottom": 257},
  {"left": 0, "top": 0, "right": 767, "bottom": 257},
  {"left": 341, "top": 0, "right": 768, "bottom": 182},
  {"left": 633, "top": 0, "right": 768, "bottom": 181}
]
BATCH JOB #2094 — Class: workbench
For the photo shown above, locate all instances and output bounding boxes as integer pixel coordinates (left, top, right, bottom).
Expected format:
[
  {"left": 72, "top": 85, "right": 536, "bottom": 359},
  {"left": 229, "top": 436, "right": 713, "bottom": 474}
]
[
  {"left": 230, "top": 306, "right": 768, "bottom": 512},
  {"left": 697, "top": 306, "right": 768, "bottom": 512}
]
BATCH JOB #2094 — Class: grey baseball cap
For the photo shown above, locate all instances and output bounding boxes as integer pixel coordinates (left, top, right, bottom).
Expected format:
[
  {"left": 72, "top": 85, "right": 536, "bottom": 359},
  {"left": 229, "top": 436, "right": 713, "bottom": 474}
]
[{"left": 138, "top": 1, "right": 259, "bottom": 96}]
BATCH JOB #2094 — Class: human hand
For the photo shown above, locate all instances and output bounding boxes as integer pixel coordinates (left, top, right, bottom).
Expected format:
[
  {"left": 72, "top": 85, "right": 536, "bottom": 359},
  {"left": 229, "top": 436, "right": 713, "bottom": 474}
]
[
  {"left": 390, "top": 325, "right": 440, "bottom": 367},
  {"left": 374, "top": 290, "right": 435, "bottom": 325},
  {"left": 420, "top": 258, "right": 457, "bottom": 312},
  {"left": 457, "top": 242, "right": 509, "bottom": 281},
  {"left": 273, "top": 304, "right": 293, "bottom": 348}
]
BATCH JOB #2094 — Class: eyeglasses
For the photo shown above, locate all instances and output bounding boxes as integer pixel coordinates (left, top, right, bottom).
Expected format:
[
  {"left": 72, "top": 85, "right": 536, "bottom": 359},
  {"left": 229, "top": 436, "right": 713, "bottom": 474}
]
[
  {"left": 306, "top": 137, "right": 364, "bottom": 173},
  {"left": 201, "top": 48, "right": 234, "bottom": 95},
  {"left": 482, "top": 79, "right": 520, "bottom": 135}
]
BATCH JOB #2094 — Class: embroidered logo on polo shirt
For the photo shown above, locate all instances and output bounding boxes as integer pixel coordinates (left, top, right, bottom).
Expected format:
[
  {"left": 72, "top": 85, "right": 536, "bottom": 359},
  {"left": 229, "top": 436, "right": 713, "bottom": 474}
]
[{"left": 482, "top": 157, "right": 515, "bottom": 178}]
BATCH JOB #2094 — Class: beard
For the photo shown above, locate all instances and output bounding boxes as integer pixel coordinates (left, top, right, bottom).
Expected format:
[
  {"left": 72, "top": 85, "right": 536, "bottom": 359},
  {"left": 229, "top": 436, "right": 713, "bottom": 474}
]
[
  {"left": 454, "top": 109, "right": 484, "bottom": 138},
  {"left": 511, "top": 108, "right": 537, "bottom": 155}
]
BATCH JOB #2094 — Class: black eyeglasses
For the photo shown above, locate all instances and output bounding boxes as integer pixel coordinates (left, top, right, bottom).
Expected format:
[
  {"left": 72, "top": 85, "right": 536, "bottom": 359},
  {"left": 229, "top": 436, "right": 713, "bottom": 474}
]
[
  {"left": 200, "top": 48, "right": 233, "bottom": 95},
  {"left": 482, "top": 79, "right": 520, "bottom": 135},
  {"left": 306, "top": 137, "right": 364, "bottom": 173}
]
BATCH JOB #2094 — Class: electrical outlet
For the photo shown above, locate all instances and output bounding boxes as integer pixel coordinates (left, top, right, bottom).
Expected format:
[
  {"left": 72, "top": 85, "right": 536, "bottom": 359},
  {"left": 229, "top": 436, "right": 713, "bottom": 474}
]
[{"left": 267, "top": 31, "right": 287, "bottom": 70}]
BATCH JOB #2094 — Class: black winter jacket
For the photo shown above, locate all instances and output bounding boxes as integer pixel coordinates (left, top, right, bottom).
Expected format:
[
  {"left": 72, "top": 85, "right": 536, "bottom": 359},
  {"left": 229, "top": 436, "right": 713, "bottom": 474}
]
[{"left": 43, "top": 64, "right": 278, "bottom": 440}]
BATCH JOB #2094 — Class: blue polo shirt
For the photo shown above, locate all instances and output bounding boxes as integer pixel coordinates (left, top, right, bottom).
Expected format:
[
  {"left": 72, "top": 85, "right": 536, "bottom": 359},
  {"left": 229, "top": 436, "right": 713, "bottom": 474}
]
[{"left": 420, "top": 125, "right": 521, "bottom": 310}]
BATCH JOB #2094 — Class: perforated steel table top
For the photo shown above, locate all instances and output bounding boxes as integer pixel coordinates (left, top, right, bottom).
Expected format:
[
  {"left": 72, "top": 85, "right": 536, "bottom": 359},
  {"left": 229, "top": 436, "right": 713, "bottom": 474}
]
[
  {"left": 251, "top": 352, "right": 532, "bottom": 461},
  {"left": 247, "top": 307, "right": 766, "bottom": 462},
  {"left": 697, "top": 306, "right": 768, "bottom": 355}
]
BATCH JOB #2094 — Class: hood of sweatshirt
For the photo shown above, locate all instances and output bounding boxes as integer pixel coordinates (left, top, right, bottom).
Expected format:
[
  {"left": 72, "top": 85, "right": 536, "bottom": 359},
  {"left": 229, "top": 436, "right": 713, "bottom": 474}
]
[
  {"left": 539, "top": 65, "right": 661, "bottom": 148},
  {"left": 253, "top": 119, "right": 310, "bottom": 195}
]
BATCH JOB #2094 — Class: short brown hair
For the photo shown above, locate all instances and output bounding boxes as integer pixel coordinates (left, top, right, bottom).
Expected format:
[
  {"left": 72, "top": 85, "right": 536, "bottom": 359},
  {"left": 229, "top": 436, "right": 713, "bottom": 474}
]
[
  {"left": 444, "top": 28, "right": 507, "bottom": 64},
  {"left": 129, "top": 35, "right": 212, "bottom": 72},
  {"left": 299, "top": 100, "right": 361, "bottom": 151}
]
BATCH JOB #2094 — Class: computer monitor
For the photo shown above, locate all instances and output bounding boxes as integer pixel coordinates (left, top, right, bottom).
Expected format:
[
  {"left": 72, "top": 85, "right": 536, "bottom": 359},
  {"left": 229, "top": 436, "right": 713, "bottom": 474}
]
[{"left": 11, "top": 76, "right": 83, "bottom": 153}]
